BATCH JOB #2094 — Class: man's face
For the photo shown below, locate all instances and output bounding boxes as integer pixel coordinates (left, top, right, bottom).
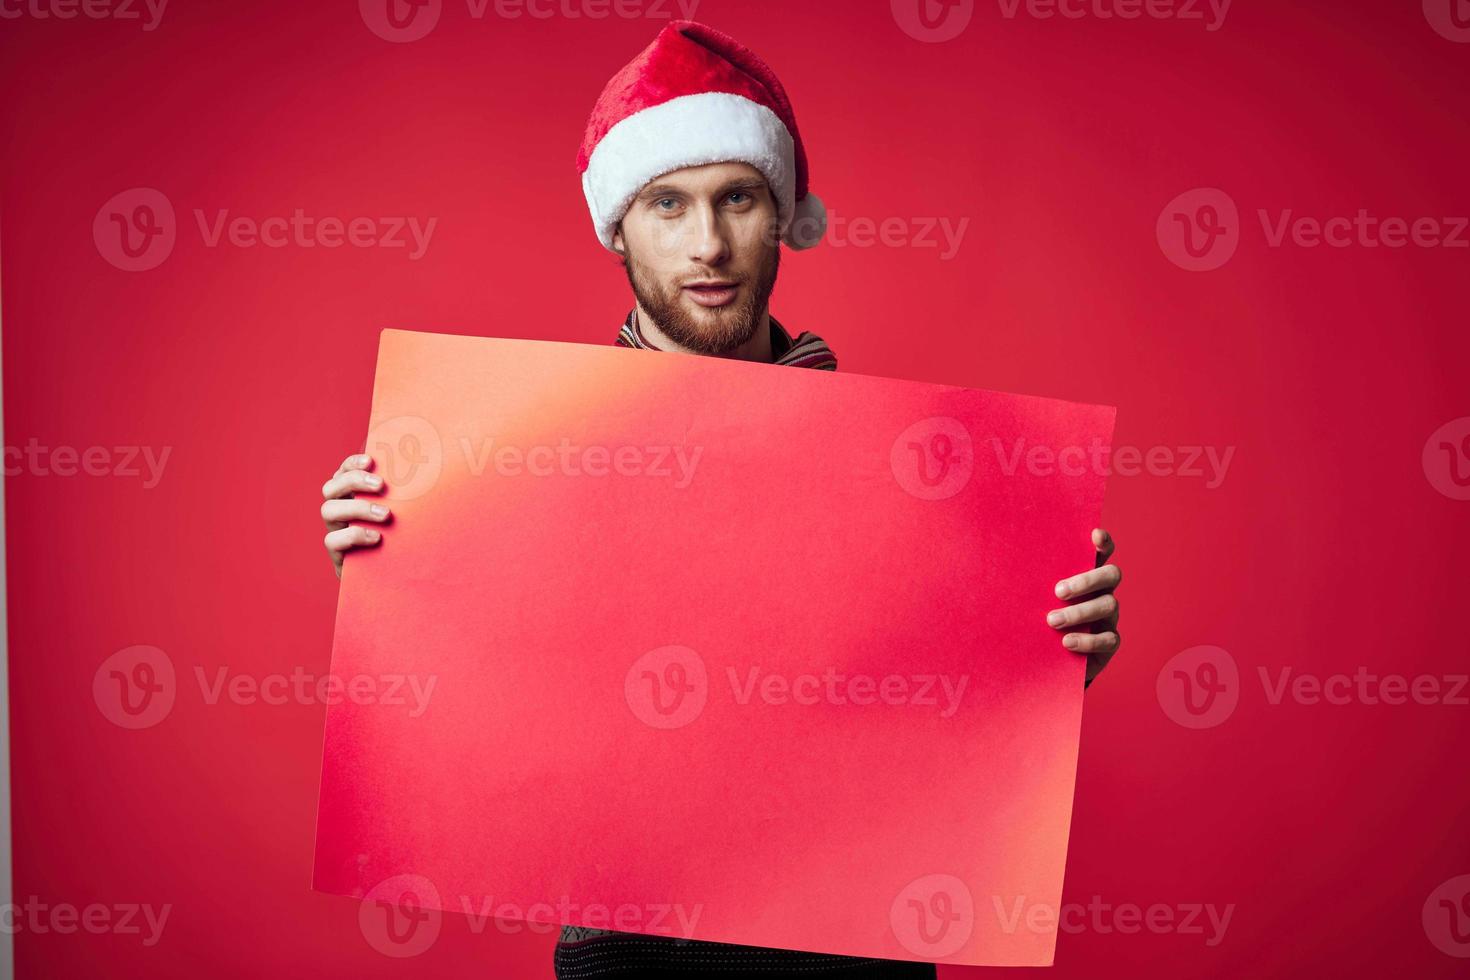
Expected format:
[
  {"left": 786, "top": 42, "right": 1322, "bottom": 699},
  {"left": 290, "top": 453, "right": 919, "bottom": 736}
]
[{"left": 612, "top": 161, "right": 781, "bottom": 355}]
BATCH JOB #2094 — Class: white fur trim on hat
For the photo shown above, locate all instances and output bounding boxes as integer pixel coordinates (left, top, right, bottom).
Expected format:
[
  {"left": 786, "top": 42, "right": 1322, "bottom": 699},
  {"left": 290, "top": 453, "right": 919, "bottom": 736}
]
[{"left": 581, "top": 91, "right": 799, "bottom": 251}]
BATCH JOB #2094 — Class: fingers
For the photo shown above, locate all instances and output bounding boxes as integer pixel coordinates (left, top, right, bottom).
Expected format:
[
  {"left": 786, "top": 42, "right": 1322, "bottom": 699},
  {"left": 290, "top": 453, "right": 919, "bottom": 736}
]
[
  {"left": 321, "top": 498, "right": 391, "bottom": 527},
  {"left": 1055, "top": 563, "right": 1121, "bottom": 601},
  {"left": 324, "top": 525, "right": 382, "bottom": 555},
  {"left": 322, "top": 467, "right": 384, "bottom": 501},
  {"left": 335, "top": 453, "right": 374, "bottom": 477},
  {"left": 1092, "top": 528, "right": 1115, "bottom": 566},
  {"left": 1065, "top": 630, "right": 1120, "bottom": 656},
  {"left": 1048, "top": 593, "right": 1118, "bottom": 631}
]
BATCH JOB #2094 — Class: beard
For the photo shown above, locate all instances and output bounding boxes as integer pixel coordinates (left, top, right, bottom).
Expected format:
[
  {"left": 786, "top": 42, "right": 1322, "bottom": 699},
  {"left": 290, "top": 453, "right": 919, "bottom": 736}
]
[{"left": 623, "top": 237, "right": 781, "bottom": 356}]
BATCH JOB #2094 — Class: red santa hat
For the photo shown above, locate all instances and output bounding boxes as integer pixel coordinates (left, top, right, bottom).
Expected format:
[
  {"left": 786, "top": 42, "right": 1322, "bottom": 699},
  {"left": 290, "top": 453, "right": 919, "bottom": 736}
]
[{"left": 577, "top": 20, "right": 827, "bottom": 253}]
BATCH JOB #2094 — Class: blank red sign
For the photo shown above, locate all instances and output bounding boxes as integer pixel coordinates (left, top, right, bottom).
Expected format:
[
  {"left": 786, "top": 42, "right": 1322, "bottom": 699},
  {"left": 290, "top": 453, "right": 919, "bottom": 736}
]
[{"left": 313, "top": 329, "right": 1116, "bottom": 966}]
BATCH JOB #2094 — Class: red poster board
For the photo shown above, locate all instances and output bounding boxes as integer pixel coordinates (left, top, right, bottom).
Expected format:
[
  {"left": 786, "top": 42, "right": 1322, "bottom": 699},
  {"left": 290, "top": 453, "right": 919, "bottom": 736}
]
[{"left": 313, "top": 329, "right": 1115, "bottom": 966}]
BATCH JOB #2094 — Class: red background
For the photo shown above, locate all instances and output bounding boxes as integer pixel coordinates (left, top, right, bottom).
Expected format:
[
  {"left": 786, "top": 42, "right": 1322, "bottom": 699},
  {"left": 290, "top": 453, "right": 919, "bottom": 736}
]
[{"left": 2, "top": 0, "right": 1467, "bottom": 977}]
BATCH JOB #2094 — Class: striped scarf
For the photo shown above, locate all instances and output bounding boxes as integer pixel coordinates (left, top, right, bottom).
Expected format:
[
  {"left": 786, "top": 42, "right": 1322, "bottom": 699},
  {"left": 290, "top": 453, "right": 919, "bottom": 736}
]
[{"left": 614, "top": 308, "right": 837, "bottom": 370}]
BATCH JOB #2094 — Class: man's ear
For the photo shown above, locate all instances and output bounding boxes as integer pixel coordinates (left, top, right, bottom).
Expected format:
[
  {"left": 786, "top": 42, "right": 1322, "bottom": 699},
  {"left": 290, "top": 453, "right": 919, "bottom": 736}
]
[{"left": 611, "top": 222, "right": 625, "bottom": 256}]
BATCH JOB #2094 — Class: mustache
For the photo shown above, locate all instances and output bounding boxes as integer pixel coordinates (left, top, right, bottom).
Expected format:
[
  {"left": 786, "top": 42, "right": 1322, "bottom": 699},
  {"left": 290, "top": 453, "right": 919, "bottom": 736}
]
[{"left": 678, "top": 273, "right": 745, "bottom": 287}]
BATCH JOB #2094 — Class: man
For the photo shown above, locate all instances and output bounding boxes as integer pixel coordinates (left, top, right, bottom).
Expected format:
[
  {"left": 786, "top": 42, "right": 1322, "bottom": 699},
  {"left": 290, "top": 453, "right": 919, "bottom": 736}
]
[{"left": 320, "top": 20, "right": 1122, "bottom": 978}]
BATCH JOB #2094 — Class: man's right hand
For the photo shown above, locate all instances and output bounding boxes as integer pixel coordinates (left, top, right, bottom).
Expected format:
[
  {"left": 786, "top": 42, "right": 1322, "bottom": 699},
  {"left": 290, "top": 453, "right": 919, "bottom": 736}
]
[{"left": 321, "top": 453, "right": 391, "bottom": 578}]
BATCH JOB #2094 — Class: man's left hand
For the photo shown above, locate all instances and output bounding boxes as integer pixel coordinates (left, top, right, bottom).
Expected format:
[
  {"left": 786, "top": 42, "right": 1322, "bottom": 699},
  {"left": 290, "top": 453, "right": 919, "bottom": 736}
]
[{"left": 1047, "top": 528, "right": 1121, "bottom": 686}]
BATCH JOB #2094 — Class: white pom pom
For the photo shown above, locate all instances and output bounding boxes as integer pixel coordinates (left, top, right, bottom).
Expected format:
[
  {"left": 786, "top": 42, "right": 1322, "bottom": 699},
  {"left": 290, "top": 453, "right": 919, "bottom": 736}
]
[{"left": 784, "top": 191, "right": 827, "bottom": 250}]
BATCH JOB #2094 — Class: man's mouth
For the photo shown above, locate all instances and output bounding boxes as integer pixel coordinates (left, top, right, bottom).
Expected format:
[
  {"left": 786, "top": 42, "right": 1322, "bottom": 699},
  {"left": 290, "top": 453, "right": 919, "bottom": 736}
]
[{"left": 682, "top": 280, "right": 739, "bottom": 308}]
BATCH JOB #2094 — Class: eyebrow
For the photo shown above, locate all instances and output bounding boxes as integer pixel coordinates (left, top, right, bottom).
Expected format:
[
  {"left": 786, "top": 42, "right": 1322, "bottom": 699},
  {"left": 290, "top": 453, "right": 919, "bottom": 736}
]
[{"left": 637, "top": 177, "right": 768, "bottom": 202}]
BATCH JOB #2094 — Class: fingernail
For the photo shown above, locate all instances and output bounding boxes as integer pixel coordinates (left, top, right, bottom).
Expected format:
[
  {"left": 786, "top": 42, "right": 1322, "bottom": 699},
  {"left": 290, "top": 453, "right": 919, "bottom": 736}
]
[
  {"left": 1063, "top": 634, "right": 1080, "bottom": 650},
  {"left": 1047, "top": 610, "right": 1067, "bottom": 627},
  {"left": 364, "top": 529, "right": 380, "bottom": 543},
  {"left": 358, "top": 455, "right": 371, "bottom": 466},
  {"left": 1055, "top": 581, "right": 1070, "bottom": 599},
  {"left": 370, "top": 505, "right": 388, "bottom": 519},
  {"left": 365, "top": 475, "right": 382, "bottom": 488}
]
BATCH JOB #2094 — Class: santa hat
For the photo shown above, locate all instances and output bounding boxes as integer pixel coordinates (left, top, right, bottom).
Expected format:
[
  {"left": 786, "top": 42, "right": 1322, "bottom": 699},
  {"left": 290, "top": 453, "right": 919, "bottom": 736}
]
[{"left": 577, "top": 20, "right": 827, "bottom": 253}]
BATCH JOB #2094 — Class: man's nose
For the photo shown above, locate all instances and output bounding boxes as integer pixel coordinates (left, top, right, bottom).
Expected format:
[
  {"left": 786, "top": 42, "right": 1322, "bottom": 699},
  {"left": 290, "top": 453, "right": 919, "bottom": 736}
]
[{"left": 687, "top": 205, "right": 731, "bottom": 266}]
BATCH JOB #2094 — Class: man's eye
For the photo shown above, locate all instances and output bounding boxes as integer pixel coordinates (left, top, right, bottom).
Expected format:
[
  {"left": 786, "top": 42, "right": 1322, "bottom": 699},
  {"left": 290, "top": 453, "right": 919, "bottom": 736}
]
[
  {"left": 655, "top": 199, "right": 679, "bottom": 211},
  {"left": 727, "top": 192, "right": 750, "bottom": 205}
]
